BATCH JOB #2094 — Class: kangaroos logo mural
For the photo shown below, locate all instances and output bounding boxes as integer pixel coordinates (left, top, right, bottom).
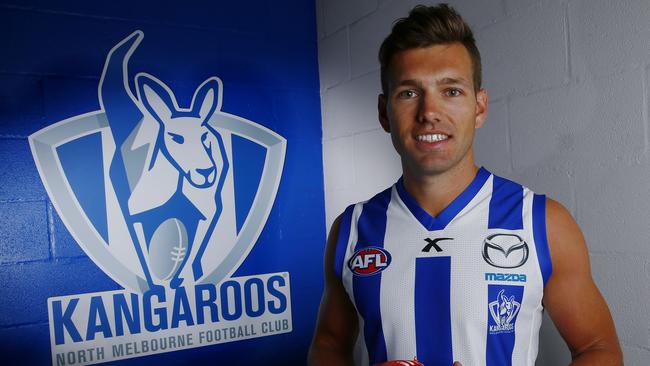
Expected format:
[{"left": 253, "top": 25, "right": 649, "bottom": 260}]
[{"left": 29, "top": 31, "right": 290, "bottom": 365}]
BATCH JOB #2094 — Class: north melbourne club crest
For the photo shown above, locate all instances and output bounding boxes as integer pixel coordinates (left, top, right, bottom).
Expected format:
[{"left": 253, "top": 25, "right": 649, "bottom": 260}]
[
  {"left": 488, "top": 288, "right": 522, "bottom": 334},
  {"left": 29, "top": 31, "right": 286, "bottom": 293}
]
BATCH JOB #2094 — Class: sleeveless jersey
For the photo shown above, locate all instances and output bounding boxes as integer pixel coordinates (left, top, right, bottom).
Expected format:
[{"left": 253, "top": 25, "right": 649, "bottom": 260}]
[{"left": 334, "top": 168, "right": 552, "bottom": 366}]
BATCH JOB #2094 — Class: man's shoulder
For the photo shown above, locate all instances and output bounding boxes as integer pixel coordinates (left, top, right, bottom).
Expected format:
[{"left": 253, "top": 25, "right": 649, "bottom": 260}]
[
  {"left": 487, "top": 169, "right": 544, "bottom": 198},
  {"left": 345, "top": 183, "right": 397, "bottom": 212}
]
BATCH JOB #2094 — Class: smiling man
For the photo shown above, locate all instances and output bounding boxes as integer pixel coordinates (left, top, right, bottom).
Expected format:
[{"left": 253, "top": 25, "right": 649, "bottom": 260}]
[{"left": 309, "top": 4, "right": 622, "bottom": 366}]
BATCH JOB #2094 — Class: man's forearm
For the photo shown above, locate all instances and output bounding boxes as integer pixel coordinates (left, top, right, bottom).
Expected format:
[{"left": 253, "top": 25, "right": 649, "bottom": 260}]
[{"left": 570, "top": 346, "right": 623, "bottom": 366}]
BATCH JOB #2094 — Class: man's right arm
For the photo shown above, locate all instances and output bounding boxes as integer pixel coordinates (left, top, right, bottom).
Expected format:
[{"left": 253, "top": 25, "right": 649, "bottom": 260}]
[{"left": 308, "top": 214, "right": 359, "bottom": 365}]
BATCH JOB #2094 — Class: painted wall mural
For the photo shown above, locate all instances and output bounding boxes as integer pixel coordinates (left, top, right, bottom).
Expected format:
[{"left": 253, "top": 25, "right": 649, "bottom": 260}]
[{"left": 1, "top": 2, "right": 323, "bottom": 365}]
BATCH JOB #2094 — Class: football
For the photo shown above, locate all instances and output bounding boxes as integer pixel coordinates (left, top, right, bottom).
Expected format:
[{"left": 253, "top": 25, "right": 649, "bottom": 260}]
[
  {"left": 374, "top": 358, "right": 424, "bottom": 366},
  {"left": 148, "top": 218, "right": 189, "bottom": 281}
]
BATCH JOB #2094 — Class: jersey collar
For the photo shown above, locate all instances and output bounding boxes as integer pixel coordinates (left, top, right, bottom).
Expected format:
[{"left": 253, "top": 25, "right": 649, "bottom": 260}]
[{"left": 395, "top": 167, "right": 491, "bottom": 231}]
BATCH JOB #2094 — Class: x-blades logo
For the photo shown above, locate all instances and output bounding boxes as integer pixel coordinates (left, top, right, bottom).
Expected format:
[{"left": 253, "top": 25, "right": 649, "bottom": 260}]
[{"left": 422, "top": 237, "right": 453, "bottom": 253}]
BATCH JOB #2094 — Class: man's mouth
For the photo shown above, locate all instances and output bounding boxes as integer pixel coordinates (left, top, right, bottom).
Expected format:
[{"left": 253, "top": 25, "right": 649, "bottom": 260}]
[{"left": 416, "top": 133, "right": 449, "bottom": 142}]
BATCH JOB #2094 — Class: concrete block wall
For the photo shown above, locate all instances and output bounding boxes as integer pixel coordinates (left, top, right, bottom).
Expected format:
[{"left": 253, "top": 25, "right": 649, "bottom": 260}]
[{"left": 316, "top": 0, "right": 650, "bottom": 364}]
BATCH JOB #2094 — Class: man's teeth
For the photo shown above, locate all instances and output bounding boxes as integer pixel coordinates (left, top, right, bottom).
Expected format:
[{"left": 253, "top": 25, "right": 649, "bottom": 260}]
[{"left": 417, "top": 134, "right": 449, "bottom": 142}]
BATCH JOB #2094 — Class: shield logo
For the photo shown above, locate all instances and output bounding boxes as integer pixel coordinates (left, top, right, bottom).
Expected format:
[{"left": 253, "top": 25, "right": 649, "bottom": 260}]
[{"left": 29, "top": 31, "right": 286, "bottom": 293}]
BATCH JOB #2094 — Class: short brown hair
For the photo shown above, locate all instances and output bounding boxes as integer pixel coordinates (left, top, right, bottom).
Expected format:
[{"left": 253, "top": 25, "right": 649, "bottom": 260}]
[{"left": 378, "top": 4, "right": 482, "bottom": 94}]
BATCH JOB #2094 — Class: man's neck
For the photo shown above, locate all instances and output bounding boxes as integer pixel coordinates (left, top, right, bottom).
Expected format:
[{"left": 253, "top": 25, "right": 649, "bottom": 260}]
[{"left": 402, "top": 161, "right": 480, "bottom": 218}]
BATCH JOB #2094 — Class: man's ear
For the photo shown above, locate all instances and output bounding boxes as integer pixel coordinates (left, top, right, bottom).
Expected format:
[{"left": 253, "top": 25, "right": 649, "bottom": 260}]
[
  {"left": 474, "top": 88, "right": 488, "bottom": 129},
  {"left": 378, "top": 94, "right": 391, "bottom": 132}
]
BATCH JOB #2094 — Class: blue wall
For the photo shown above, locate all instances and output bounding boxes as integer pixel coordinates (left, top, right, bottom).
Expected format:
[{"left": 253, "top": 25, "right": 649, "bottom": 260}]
[{"left": 0, "top": 1, "right": 325, "bottom": 365}]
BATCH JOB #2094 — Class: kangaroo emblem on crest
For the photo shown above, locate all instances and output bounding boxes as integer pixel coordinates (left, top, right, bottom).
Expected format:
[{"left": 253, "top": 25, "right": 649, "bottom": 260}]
[
  {"left": 100, "top": 31, "right": 229, "bottom": 290},
  {"left": 489, "top": 289, "right": 521, "bottom": 328}
]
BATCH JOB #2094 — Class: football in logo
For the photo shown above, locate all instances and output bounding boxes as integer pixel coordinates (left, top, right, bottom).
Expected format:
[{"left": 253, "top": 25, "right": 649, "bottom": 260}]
[
  {"left": 148, "top": 218, "right": 188, "bottom": 281},
  {"left": 348, "top": 247, "right": 392, "bottom": 276}
]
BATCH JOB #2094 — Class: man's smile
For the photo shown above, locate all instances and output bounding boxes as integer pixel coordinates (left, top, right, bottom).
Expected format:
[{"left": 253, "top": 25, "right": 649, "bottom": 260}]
[{"left": 416, "top": 133, "right": 449, "bottom": 143}]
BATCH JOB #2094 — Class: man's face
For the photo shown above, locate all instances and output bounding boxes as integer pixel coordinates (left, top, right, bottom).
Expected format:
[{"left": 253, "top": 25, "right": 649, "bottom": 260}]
[{"left": 378, "top": 43, "right": 487, "bottom": 178}]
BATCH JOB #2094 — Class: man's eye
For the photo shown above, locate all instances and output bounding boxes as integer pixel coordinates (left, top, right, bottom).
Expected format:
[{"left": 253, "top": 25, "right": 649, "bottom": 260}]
[
  {"left": 445, "top": 88, "right": 462, "bottom": 97},
  {"left": 398, "top": 90, "right": 418, "bottom": 98}
]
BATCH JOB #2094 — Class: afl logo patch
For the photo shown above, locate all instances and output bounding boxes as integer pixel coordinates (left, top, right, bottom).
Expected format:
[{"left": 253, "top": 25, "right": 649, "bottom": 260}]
[{"left": 348, "top": 247, "right": 392, "bottom": 276}]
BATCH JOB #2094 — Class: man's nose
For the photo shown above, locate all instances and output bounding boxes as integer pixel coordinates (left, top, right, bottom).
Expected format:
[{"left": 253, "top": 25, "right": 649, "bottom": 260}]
[{"left": 417, "top": 93, "right": 442, "bottom": 124}]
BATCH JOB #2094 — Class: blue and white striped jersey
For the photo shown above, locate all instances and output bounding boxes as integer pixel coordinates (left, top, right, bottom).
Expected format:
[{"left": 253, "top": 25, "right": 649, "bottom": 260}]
[{"left": 334, "top": 168, "right": 552, "bottom": 366}]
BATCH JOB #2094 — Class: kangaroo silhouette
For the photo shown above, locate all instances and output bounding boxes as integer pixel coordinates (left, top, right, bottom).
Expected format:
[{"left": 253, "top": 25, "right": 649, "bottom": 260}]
[
  {"left": 100, "top": 31, "right": 229, "bottom": 291},
  {"left": 497, "top": 290, "right": 519, "bottom": 325}
]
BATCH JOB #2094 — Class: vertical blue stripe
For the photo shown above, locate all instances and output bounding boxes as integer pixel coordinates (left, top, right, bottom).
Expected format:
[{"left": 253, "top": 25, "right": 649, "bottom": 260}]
[
  {"left": 333, "top": 205, "right": 354, "bottom": 279},
  {"left": 415, "top": 256, "right": 453, "bottom": 365},
  {"left": 352, "top": 188, "right": 392, "bottom": 364},
  {"left": 489, "top": 176, "right": 524, "bottom": 230},
  {"left": 532, "top": 194, "right": 552, "bottom": 287},
  {"left": 486, "top": 284, "right": 524, "bottom": 366}
]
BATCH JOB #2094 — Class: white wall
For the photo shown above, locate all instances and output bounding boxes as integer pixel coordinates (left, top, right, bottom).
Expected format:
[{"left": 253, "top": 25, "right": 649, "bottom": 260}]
[{"left": 316, "top": 0, "right": 650, "bottom": 364}]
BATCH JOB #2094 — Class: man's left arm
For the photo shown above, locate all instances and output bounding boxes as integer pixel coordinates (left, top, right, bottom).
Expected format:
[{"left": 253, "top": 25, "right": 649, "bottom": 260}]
[{"left": 543, "top": 198, "right": 623, "bottom": 365}]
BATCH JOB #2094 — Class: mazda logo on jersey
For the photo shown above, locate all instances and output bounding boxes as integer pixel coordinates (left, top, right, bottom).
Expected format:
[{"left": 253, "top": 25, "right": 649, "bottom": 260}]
[
  {"left": 482, "top": 234, "right": 529, "bottom": 268},
  {"left": 348, "top": 247, "right": 392, "bottom": 276}
]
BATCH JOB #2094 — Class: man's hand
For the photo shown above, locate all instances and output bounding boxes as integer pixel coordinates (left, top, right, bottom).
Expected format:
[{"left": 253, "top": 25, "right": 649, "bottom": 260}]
[{"left": 453, "top": 362, "right": 462, "bottom": 366}]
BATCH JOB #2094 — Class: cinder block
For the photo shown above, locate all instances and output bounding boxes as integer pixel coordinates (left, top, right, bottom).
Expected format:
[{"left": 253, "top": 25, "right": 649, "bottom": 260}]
[
  {"left": 378, "top": 0, "right": 394, "bottom": 8},
  {"left": 0, "top": 0, "right": 35, "bottom": 7},
  {"left": 575, "top": 160, "right": 650, "bottom": 255},
  {"left": 0, "top": 139, "right": 46, "bottom": 201},
  {"left": 0, "top": 259, "right": 120, "bottom": 326},
  {"left": 446, "top": 0, "right": 506, "bottom": 29},
  {"left": 322, "top": 0, "right": 378, "bottom": 36},
  {"left": 32, "top": 1, "right": 278, "bottom": 37},
  {"left": 265, "top": 0, "right": 318, "bottom": 43},
  {"left": 223, "top": 36, "right": 320, "bottom": 92},
  {"left": 324, "top": 188, "right": 368, "bottom": 232},
  {"left": 353, "top": 128, "right": 401, "bottom": 192},
  {"left": 269, "top": 89, "right": 322, "bottom": 141},
  {"left": 0, "top": 98, "right": 45, "bottom": 138},
  {"left": 536, "top": 312, "right": 571, "bottom": 365},
  {"left": 474, "top": 99, "right": 510, "bottom": 174},
  {"left": 51, "top": 204, "right": 85, "bottom": 258},
  {"left": 0, "top": 74, "right": 45, "bottom": 137},
  {"left": 621, "top": 345, "right": 650, "bottom": 365},
  {"left": 477, "top": 3, "right": 566, "bottom": 99},
  {"left": 509, "top": 69, "right": 644, "bottom": 170},
  {"left": 503, "top": 0, "right": 542, "bottom": 16},
  {"left": 0, "top": 9, "right": 121, "bottom": 77},
  {"left": 323, "top": 135, "right": 355, "bottom": 191},
  {"left": 349, "top": 0, "right": 418, "bottom": 78},
  {"left": 322, "top": 71, "right": 382, "bottom": 139},
  {"left": 42, "top": 76, "right": 100, "bottom": 125},
  {"left": 570, "top": 0, "right": 650, "bottom": 79},
  {"left": 318, "top": 28, "right": 350, "bottom": 91},
  {"left": 590, "top": 254, "right": 650, "bottom": 347},
  {"left": 0, "top": 201, "right": 49, "bottom": 263},
  {"left": 274, "top": 138, "right": 326, "bottom": 239},
  {"left": 0, "top": 75, "right": 44, "bottom": 137},
  {"left": 508, "top": 162, "right": 575, "bottom": 214}
]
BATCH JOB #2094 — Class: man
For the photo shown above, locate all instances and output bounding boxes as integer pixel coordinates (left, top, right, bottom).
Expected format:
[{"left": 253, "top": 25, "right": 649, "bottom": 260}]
[{"left": 309, "top": 4, "right": 622, "bottom": 366}]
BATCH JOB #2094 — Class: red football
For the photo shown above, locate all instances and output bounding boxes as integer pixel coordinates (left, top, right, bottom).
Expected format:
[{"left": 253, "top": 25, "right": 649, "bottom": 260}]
[{"left": 374, "top": 358, "right": 424, "bottom": 366}]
